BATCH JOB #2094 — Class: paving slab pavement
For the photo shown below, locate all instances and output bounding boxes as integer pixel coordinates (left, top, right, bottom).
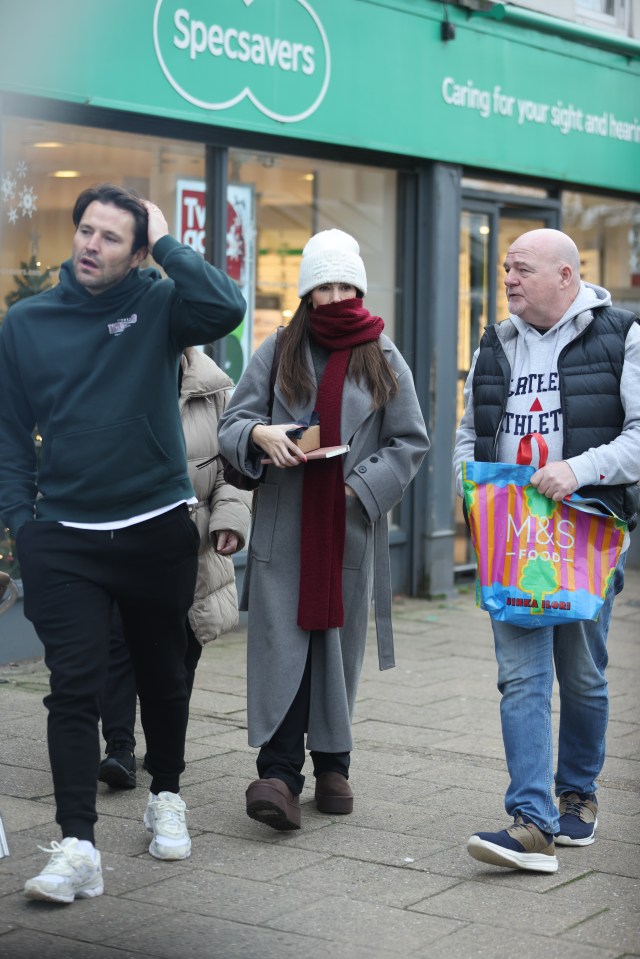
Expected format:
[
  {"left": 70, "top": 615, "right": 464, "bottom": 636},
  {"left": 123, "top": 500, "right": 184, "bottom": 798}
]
[{"left": 0, "top": 570, "right": 638, "bottom": 959}]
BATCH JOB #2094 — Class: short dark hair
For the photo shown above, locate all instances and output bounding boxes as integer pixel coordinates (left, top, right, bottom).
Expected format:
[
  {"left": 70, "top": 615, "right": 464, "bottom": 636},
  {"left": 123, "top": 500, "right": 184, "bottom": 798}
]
[{"left": 72, "top": 184, "right": 148, "bottom": 253}]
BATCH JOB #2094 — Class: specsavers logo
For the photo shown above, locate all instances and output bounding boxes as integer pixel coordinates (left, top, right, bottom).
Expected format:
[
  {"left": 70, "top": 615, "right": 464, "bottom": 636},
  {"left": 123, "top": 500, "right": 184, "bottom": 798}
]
[{"left": 153, "top": 0, "right": 331, "bottom": 123}]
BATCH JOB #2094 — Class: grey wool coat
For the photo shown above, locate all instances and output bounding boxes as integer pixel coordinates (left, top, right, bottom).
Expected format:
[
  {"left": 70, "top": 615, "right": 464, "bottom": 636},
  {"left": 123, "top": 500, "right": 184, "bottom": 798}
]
[
  {"left": 179, "top": 348, "right": 251, "bottom": 645},
  {"left": 218, "top": 332, "right": 429, "bottom": 752}
]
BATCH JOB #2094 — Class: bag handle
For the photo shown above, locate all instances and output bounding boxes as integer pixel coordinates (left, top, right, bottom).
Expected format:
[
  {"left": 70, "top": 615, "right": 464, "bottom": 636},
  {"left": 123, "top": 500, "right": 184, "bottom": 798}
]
[{"left": 517, "top": 432, "right": 549, "bottom": 467}]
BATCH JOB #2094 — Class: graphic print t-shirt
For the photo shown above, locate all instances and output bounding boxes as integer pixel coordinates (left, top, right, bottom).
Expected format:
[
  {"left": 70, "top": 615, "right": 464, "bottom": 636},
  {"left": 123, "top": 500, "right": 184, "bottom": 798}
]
[{"left": 496, "top": 285, "right": 609, "bottom": 467}]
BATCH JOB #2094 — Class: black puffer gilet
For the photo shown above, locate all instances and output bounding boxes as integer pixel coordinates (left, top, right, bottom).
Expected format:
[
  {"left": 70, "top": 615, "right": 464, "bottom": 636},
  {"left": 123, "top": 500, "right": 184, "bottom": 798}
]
[{"left": 472, "top": 306, "right": 640, "bottom": 528}]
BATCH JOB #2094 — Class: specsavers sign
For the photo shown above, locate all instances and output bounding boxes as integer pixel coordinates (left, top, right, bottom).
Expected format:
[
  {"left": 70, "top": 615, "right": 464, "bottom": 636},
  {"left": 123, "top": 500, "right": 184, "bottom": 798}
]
[{"left": 153, "top": 0, "right": 330, "bottom": 122}]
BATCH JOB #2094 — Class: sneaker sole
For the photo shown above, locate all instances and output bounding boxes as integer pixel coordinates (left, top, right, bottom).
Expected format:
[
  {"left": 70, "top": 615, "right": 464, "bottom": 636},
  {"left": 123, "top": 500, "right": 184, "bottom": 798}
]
[
  {"left": 24, "top": 879, "right": 104, "bottom": 903},
  {"left": 147, "top": 838, "right": 191, "bottom": 860},
  {"left": 554, "top": 832, "right": 596, "bottom": 846},
  {"left": 467, "top": 836, "right": 558, "bottom": 873},
  {"left": 555, "top": 815, "right": 597, "bottom": 846}
]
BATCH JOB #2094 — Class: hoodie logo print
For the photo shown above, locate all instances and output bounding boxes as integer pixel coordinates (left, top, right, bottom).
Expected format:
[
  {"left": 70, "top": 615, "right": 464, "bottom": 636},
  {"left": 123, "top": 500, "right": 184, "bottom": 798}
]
[{"left": 108, "top": 314, "right": 137, "bottom": 336}]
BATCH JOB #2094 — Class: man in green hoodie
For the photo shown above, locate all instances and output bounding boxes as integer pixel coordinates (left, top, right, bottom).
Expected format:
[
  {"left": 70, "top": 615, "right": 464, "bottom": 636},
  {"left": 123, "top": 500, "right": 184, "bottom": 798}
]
[{"left": 0, "top": 183, "right": 245, "bottom": 903}]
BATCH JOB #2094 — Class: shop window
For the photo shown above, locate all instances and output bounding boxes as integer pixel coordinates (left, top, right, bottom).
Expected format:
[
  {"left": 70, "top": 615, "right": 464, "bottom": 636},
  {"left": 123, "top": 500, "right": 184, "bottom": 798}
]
[
  {"left": 562, "top": 191, "right": 640, "bottom": 313},
  {"left": 461, "top": 177, "right": 549, "bottom": 199},
  {"left": 0, "top": 116, "right": 205, "bottom": 577},
  {"left": 0, "top": 117, "right": 205, "bottom": 315},
  {"left": 576, "top": 0, "right": 628, "bottom": 30},
  {"left": 228, "top": 149, "right": 397, "bottom": 360},
  {"left": 578, "top": 0, "right": 616, "bottom": 12}
]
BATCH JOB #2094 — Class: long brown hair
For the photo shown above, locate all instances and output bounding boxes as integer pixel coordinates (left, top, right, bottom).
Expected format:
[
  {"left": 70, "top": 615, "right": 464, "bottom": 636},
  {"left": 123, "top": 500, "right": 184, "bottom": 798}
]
[{"left": 278, "top": 299, "right": 399, "bottom": 410}]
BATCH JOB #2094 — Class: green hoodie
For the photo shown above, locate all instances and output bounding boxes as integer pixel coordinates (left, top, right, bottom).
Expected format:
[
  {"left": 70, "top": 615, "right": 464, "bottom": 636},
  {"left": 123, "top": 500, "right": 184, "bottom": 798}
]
[{"left": 0, "top": 235, "right": 245, "bottom": 534}]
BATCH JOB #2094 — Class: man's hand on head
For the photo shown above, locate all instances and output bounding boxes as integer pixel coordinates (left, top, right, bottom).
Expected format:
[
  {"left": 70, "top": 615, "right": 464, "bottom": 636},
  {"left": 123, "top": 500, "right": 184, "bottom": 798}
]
[
  {"left": 143, "top": 201, "right": 169, "bottom": 253},
  {"left": 530, "top": 460, "right": 579, "bottom": 502}
]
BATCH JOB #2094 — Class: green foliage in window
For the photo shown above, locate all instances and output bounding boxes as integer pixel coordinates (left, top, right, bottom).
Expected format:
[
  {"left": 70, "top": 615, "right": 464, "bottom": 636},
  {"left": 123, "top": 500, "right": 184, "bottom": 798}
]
[{"left": 4, "top": 255, "right": 58, "bottom": 312}]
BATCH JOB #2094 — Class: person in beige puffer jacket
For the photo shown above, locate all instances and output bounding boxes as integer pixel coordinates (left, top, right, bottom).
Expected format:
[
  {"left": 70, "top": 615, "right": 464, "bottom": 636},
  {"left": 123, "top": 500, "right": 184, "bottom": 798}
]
[
  {"left": 98, "top": 347, "right": 251, "bottom": 789},
  {"left": 179, "top": 347, "right": 252, "bottom": 645}
]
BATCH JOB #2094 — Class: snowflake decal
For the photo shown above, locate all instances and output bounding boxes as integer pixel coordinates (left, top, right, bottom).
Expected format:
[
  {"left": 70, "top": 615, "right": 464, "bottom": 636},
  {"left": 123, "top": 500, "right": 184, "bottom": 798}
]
[
  {"left": 2, "top": 160, "right": 38, "bottom": 227},
  {"left": 225, "top": 200, "right": 246, "bottom": 282},
  {"left": 226, "top": 221, "right": 244, "bottom": 262},
  {"left": 1, "top": 173, "right": 17, "bottom": 202},
  {"left": 19, "top": 186, "right": 38, "bottom": 218}
]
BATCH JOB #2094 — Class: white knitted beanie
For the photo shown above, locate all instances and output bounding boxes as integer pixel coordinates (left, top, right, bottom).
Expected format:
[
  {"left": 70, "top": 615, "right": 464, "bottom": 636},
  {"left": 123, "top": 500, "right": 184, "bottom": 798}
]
[{"left": 297, "top": 229, "right": 367, "bottom": 297}]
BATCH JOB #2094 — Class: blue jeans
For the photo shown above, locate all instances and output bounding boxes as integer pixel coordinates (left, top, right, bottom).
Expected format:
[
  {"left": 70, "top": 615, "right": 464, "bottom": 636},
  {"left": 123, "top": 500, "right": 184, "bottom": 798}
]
[{"left": 491, "top": 554, "right": 626, "bottom": 835}]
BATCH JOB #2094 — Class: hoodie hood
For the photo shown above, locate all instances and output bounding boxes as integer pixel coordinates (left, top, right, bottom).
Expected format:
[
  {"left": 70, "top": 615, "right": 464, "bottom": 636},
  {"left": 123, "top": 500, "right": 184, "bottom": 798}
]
[
  {"left": 498, "top": 281, "right": 613, "bottom": 468},
  {"left": 56, "top": 258, "right": 162, "bottom": 310},
  {"left": 567, "top": 280, "right": 611, "bottom": 314},
  {"left": 509, "top": 281, "right": 612, "bottom": 338}
]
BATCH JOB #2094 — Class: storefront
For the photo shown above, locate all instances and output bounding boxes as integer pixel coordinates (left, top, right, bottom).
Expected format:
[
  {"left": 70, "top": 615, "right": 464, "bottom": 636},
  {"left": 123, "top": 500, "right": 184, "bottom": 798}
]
[{"left": 1, "top": 0, "right": 639, "bottom": 634}]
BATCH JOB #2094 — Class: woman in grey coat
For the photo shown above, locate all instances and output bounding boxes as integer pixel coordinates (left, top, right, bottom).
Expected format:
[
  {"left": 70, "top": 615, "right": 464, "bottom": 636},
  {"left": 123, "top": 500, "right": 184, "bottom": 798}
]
[{"left": 218, "top": 229, "right": 429, "bottom": 830}]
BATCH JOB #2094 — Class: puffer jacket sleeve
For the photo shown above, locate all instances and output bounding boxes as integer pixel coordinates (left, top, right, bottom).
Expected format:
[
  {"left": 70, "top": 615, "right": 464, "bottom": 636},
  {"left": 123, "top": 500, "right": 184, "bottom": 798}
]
[{"left": 181, "top": 351, "right": 251, "bottom": 645}]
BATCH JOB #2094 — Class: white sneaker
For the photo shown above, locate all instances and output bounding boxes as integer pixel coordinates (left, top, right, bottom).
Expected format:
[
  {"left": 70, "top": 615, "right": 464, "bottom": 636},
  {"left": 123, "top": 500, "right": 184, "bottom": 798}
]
[
  {"left": 24, "top": 838, "right": 103, "bottom": 903},
  {"left": 144, "top": 791, "right": 191, "bottom": 860}
]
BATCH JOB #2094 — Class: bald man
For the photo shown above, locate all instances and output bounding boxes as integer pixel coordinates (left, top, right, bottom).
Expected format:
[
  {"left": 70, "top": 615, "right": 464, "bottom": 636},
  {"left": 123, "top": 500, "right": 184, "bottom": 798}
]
[{"left": 454, "top": 228, "right": 640, "bottom": 873}]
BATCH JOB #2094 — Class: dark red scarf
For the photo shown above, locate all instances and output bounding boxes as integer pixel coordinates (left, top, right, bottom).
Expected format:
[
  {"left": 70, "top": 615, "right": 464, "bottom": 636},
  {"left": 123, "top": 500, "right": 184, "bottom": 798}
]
[{"left": 298, "top": 299, "right": 384, "bottom": 631}]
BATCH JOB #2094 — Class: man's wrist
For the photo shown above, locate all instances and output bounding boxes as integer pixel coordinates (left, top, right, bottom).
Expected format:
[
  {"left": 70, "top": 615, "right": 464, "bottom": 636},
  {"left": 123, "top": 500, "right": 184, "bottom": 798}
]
[
  {"left": 565, "top": 454, "right": 597, "bottom": 488},
  {"left": 149, "top": 234, "right": 181, "bottom": 266}
]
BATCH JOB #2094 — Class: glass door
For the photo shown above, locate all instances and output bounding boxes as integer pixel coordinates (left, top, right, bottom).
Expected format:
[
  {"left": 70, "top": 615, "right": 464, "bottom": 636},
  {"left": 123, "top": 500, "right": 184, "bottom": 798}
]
[{"left": 455, "top": 201, "right": 559, "bottom": 571}]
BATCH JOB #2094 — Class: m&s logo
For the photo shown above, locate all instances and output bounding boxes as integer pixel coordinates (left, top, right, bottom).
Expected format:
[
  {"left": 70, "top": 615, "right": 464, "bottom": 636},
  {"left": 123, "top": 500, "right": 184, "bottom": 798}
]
[
  {"left": 506, "top": 514, "right": 576, "bottom": 563},
  {"left": 153, "top": 0, "right": 331, "bottom": 123}
]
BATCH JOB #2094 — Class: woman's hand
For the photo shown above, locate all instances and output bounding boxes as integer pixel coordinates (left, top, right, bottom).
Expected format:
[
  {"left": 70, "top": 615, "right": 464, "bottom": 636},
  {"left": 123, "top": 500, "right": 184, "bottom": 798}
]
[
  {"left": 345, "top": 484, "right": 358, "bottom": 497},
  {"left": 215, "top": 530, "right": 240, "bottom": 555},
  {"left": 251, "top": 424, "right": 307, "bottom": 468}
]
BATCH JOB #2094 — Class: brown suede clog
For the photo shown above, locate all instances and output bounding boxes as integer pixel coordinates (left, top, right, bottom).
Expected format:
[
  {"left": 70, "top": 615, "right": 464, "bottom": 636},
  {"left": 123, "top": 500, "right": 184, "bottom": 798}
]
[
  {"left": 246, "top": 778, "right": 301, "bottom": 831},
  {"left": 314, "top": 772, "right": 354, "bottom": 814}
]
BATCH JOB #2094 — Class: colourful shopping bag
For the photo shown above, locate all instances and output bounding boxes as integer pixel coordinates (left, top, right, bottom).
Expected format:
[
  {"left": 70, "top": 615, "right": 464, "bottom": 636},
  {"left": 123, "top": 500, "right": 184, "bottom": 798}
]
[{"left": 462, "top": 434, "right": 627, "bottom": 626}]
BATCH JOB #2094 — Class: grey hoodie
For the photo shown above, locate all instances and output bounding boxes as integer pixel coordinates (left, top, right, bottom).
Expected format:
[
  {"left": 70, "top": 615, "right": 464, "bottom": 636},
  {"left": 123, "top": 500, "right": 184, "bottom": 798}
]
[{"left": 454, "top": 282, "right": 640, "bottom": 497}]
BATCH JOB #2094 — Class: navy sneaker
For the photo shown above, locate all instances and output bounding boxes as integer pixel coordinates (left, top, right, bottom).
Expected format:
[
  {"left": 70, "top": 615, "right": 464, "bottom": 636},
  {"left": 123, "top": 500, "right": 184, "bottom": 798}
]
[
  {"left": 555, "top": 792, "right": 598, "bottom": 846},
  {"left": 467, "top": 815, "right": 558, "bottom": 873},
  {"left": 98, "top": 748, "right": 137, "bottom": 790}
]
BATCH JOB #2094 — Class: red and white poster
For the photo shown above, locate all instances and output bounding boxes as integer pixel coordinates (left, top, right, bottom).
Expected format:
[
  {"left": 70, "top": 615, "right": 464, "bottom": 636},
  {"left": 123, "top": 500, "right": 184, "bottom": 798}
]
[{"left": 176, "top": 179, "right": 254, "bottom": 381}]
